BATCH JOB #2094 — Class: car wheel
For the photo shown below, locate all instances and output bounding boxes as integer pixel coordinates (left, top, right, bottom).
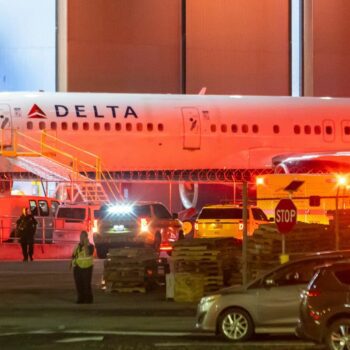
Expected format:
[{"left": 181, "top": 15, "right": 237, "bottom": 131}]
[
  {"left": 325, "top": 318, "right": 350, "bottom": 350},
  {"left": 218, "top": 308, "right": 254, "bottom": 342}
]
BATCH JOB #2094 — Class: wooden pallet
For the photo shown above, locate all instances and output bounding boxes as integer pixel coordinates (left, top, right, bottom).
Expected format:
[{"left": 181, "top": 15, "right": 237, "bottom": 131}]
[{"left": 107, "top": 286, "right": 146, "bottom": 293}]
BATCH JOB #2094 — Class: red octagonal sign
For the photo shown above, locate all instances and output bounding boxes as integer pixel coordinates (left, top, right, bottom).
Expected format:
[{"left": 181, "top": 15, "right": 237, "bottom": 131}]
[{"left": 275, "top": 199, "right": 297, "bottom": 234}]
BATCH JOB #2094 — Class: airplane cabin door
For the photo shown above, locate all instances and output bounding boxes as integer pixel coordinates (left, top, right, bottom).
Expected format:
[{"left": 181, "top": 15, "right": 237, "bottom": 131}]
[
  {"left": 182, "top": 107, "right": 201, "bottom": 150},
  {"left": 0, "top": 105, "right": 12, "bottom": 146}
]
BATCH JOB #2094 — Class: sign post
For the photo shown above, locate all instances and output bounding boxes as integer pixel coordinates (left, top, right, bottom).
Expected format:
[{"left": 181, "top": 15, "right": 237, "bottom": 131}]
[{"left": 275, "top": 199, "right": 297, "bottom": 263}]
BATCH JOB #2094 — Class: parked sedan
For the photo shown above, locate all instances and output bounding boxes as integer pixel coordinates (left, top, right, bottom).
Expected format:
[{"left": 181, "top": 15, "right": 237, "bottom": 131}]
[
  {"left": 296, "top": 260, "right": 350, "bottom": 350},
  {"left": 196, "top": 250, "right": 350, "bottom": 342}
]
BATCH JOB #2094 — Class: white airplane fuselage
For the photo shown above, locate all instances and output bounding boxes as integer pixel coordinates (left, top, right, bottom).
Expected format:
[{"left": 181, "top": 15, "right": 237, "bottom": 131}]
[{"left": 0, "top": 92, "right": 349, "bottom": 172}]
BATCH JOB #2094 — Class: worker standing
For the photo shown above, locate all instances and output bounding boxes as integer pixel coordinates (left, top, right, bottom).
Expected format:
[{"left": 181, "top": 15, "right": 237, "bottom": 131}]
[
  {"left": 16, "top": 207, "right": 38, "bottom": 262},
  {"left": 70, "top": 231, "right": 94, "bottom": 304}
]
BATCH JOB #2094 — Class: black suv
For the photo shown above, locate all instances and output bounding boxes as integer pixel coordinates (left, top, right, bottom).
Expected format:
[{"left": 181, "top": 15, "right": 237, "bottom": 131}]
[
  {"left": 93, "top": 202, "right": 183, "bottom": 258},
  {"left": 297, "top": 260, "right": 350, "bottom": 350}
]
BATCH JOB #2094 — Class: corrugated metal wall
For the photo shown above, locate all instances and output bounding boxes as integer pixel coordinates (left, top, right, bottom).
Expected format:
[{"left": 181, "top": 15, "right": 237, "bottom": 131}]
[
  {"left": 67, "top": 0, "right": 181, "bottom": 93},
  {"left": 67, "top": 0, "right": 290, "bottom": 95},
  {"left": 66, "top": 0, "right": 350, "bottom": 97},
  {"left": 304, "top": 0, "right": 350, "bottom": 97},
  {"left": 186, "top": 0, "right": 290, "bottom": 95}
]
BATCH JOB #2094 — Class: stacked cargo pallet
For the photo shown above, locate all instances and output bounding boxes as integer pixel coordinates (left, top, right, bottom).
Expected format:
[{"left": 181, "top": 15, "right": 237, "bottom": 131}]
[
  {"left": 247, "top": 222, "right": 334, "bottom": 278},
  {"left": 172, "top": 238, "right": 241, "bottom": 302},
  {"left": 103, "top": 246, "right": 159, "bottom": 293}
]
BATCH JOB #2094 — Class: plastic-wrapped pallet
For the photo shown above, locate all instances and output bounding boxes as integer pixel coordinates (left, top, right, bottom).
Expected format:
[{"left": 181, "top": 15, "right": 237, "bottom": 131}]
[{"left": 174, "top": 273, "right": 204, "bottom": 302}]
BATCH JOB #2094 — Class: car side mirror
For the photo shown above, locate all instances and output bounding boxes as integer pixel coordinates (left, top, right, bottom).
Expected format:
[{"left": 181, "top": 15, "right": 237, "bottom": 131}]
[
  {"left": 269, "top": 217, "right": 274, "bottom": 222},
  {"left": 172, "top": 213, "right": 178, "bottom": 219}
]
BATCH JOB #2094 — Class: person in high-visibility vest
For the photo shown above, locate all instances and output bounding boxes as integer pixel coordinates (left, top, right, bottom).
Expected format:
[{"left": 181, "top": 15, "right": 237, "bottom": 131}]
[{"left": 70, "top": 231, "right": 94, "bottom": 304}]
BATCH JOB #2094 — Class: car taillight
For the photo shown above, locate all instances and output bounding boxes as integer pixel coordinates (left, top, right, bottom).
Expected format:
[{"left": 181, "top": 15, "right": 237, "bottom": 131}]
[
  {"left": 160, "top": 242, "right": 173, "bottom": 252},
  {"left": 307, "top": 290, "right": 321, "bottom": 297},
  {"left": 140, "top": 217, "right": 149, "bottom": 233},
  {"left": 309, "top": 310, "right": 321, "bottom": 321}
]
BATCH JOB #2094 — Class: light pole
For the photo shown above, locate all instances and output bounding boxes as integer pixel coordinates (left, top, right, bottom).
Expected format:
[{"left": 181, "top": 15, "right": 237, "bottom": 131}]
[{"left": 335, "top": 176, "right": 347, "bottom": 251}]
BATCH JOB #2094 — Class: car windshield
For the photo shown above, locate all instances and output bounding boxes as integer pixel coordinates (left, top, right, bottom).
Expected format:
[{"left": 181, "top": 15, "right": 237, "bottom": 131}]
[
  {"left": 198, "top": 208, "right": 248, "bottom": 219},
  {"left": 153, "top": 204, "right": 172, "bottom": 219},
  {"left": 252, "top": 208, "right": 268, "bottom": 221}
]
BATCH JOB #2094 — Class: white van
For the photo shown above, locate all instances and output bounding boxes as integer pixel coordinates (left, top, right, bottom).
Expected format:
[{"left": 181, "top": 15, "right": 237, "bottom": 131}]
[
  {"left": 0, "top": 195, "right": 60, "bottom": 243},
  {"left": 53, "top": 203, "right": 100, "bottom": 243}
]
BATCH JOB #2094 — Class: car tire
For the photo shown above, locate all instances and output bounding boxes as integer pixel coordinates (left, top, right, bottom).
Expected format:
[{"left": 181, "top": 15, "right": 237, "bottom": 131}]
[
  {"left": 218, "top": 308, "right": 254, "bottom": 342},
  {"left": 325, "top": 318, "right": 350, "bottom": 350}
]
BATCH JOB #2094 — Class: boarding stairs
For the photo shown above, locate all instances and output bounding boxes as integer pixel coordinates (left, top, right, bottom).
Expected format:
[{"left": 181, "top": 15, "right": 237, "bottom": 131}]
[{"left": 0, "top": 129, "right": 122, "bottom": 203}]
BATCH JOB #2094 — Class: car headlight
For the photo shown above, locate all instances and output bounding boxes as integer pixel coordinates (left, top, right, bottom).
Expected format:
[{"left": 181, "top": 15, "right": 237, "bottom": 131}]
[{"left": 200, "top": 294, "right": 220, "bottom": 306}]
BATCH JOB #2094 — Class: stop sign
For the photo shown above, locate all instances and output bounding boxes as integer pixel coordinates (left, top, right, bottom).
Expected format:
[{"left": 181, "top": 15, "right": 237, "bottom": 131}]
[{"left": 275, "top": 199, "right": 297, "bottom": 233}]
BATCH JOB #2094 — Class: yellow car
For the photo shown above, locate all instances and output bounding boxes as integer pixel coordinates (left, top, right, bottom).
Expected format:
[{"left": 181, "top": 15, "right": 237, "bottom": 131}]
[{"left": 194, "top": 204, "right": 269, "bottom": 239}]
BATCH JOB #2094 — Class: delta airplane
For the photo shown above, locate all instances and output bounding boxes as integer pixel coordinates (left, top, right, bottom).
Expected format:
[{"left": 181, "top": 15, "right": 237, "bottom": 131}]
[{"left": 0, "top": 91, "right": 350, "bottom": 175}]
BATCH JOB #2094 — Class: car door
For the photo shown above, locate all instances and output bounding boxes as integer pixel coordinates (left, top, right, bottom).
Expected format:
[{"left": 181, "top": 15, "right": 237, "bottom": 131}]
[{"left": 255, "top": 260, "right": 318, "bottom": 327}]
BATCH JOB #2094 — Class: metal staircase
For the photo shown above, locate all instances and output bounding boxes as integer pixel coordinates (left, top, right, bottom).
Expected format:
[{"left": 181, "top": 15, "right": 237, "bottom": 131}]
[{"left": 0, "top": 129, "right": 122, "bottom": 203}]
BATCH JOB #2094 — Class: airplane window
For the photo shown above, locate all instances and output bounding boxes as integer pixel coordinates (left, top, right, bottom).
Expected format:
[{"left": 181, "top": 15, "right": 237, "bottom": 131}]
[
  {"left": 39, "top": 121, "right": 45, "bottom": 130},
  {"left": 221, "top": 124, "right": 227, "bottom": 133},
  {"left": 50, "top": 122, "right": 57, "bottom": 130},
  {"left": 137, "top": 123, "right": 143, "bottom": 132},
  {"left": 314, "top": 125, "right": 321, "bottom": 134},
  {"left": 210, "top": 124, "right": 216, "bottom": 132},
  {"left": 94, "top": 122, "right": 100, "bottom": 131},
  {"left": 231, "top": 124, "right": 238, "bottom": 133},
  {"left": 61, "top": 122, "right": 68, "bottom": 131},
  {"left": 104, "top": 122, "right": 111, "bottom": 131},
  {"left": 27, "top": 121, "right": 33, "bottom": 130},
  {"left": 242, "top": 124, "right": 248, "bottom": 133},
  {"left": 158, "top": 124, "right": 164, "bottom": 132},
  {"left": 325, "top": 126, "right": 333, "bottom": 135},
  {"left": 72, "top": 122, "right": 79, "bottom": 131},
  {"left": 252, "top": 124, "right": 259, "bottom": 133},
  {"left": 273, "top": 125, "right": 280, "bottom": 134},
  {"left": 147, "top": 123, "right": 153, "bottom": 132},
  {"left": 294, "top": 125, "right": 301, "bottom": 134},
  {"left": 126, "top": 123, "right": 132, "bottom": 131},
  {"left": 304, "top": 125, "right": 311, "bottom": 134},
  {"left": 83, "top": 122, "right": 89, "bottom": 131},
  {"left": 345, "top": 126, "right": 350, "bottom": 135},
  {"left": 115, "top": 123, "right": 121, "bottom": 131}
]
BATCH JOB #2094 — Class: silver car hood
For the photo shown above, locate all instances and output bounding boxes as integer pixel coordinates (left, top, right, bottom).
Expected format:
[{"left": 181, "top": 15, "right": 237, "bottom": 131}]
[{"left": 220, "top": 284, "right": 248, "bottom": 294}]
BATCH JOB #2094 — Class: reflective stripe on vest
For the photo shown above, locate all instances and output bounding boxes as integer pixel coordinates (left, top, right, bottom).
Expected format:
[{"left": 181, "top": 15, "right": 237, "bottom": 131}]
[{"left": 73, "top": 246, "right": 93, "bottom": 269}]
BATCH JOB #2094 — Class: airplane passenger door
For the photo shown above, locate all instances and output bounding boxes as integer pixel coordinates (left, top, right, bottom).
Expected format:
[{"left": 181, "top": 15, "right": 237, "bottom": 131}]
[
  {"left": 182, "top": 107, "right": 201, "bottom": 150},
  {"left": 0, "top": 105, "right": 12, "bottom": 146},
  {"left": 323, "top": 119, "right": 335, "bottom": 143}
]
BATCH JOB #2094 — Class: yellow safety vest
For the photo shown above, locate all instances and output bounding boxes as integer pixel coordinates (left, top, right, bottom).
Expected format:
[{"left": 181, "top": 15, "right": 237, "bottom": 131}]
[{"left": 72, "top": 245, "right": 93, "bottom": 269}]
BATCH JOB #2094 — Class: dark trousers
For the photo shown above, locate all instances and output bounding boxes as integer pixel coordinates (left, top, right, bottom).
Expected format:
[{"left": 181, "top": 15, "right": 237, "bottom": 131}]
[
  {"left": 20, "top": 239, "right": 34, "bottom": 261},
  {"left": 73, "top": 266, "right": 93, "bottom": 303}
]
